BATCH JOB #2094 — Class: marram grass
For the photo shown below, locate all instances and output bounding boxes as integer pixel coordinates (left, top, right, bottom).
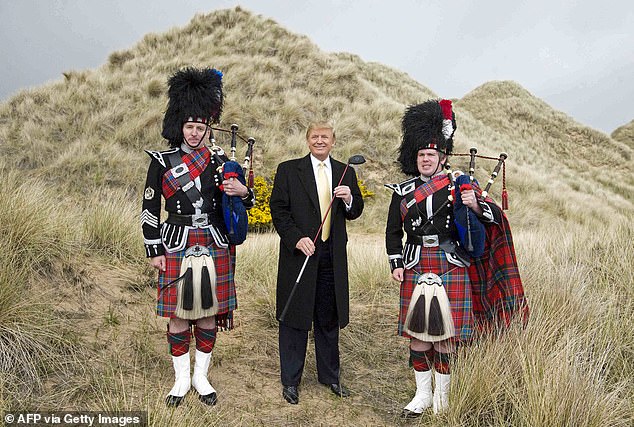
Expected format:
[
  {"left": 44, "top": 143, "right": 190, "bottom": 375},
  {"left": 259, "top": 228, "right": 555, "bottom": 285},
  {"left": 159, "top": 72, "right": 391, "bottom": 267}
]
[{"left": 0, "top": 173, "right": 76, "bottom": 405}]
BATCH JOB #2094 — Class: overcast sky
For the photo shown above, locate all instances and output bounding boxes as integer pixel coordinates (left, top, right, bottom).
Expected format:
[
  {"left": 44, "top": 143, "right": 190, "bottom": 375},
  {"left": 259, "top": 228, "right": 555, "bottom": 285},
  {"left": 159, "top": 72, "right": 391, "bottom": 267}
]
[{"left": 1, "top": 0, "right": 632, "bottom": 133}]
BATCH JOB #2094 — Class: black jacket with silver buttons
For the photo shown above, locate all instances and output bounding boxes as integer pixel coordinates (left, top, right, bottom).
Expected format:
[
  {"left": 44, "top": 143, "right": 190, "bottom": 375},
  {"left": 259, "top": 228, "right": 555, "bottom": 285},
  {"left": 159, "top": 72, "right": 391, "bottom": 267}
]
[
  {"left": 141, "top": 146, "right": 255, "bottom": 257},
  {"left": 385, "top": 176, "right": 498, "bottom": 271}
]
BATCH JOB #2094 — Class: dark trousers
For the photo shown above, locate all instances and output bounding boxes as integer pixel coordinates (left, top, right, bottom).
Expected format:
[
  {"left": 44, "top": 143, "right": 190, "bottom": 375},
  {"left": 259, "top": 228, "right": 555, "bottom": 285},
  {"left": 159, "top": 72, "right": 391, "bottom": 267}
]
[{"left": 279, "top": 240, "right": 340, "bottom": 386}]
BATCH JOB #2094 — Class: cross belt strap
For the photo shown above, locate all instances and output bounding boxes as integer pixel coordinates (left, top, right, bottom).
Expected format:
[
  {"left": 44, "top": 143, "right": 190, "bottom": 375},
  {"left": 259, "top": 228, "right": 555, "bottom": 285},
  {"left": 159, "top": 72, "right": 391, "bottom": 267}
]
[
  {"left": 167, "top": 152, "right": 211, "bottom": 212},
  {"left": 400, "top": 175, "right": 450, "bottom": 221}
]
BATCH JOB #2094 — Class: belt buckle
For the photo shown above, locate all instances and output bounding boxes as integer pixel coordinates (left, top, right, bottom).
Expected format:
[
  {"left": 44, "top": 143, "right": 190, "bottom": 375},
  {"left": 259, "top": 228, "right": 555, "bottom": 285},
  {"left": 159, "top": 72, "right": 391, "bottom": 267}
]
[
  {"left": 191, "top": 213, "right": 209, "bottom": 228},
  {"left": 185, "top": 244, "right": 210, "bottom": 257},
  {"left": 423, "top": 235, "right": 439, "bottom": 247},
  {"left": 171, "top": 163, "right": 189, "bottom": 178}
]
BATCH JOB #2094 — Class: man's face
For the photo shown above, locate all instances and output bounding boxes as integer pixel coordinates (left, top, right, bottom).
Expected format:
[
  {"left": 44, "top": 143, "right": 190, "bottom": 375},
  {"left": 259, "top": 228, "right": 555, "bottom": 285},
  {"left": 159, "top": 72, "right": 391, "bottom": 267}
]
[
  {"left": 182, "top": 121, "right": 208, "bottom": 149},
  {"left": 306, "top": 127, "right": 335, "bottom": 161},
  {"left": 417, "top": 148, "right": 445, "bottom": 177}
]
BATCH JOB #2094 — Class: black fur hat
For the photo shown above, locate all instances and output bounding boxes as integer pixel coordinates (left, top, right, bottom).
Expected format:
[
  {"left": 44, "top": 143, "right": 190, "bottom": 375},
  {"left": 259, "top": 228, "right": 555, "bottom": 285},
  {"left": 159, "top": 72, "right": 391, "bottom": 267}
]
[
  {"left": 161, "top": 67, "right": 224, "bottom": 147},
  {"left": 397, "top": 99, "right": 456, "bottom": 176}
]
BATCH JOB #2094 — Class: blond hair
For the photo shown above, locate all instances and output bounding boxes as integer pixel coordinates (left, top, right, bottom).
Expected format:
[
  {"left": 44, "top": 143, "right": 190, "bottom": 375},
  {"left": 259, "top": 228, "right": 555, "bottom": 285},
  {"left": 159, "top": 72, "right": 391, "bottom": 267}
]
[{"left": 305, "top": 121, "right": 336, "bottom": 140}]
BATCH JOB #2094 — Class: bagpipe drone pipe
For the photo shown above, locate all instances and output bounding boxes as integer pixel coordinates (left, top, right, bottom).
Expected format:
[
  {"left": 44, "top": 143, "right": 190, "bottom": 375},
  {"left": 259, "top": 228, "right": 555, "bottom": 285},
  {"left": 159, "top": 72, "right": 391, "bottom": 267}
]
[{"left": 208, "top": 123, "right": 257, "bottom": 245}]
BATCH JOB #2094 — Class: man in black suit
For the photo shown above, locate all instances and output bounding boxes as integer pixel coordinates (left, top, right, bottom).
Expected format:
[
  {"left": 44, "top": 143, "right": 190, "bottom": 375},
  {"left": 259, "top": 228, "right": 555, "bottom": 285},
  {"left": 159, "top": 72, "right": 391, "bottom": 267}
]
[{"left": 269, "top": 121, "right": 364, "bottom": 404}]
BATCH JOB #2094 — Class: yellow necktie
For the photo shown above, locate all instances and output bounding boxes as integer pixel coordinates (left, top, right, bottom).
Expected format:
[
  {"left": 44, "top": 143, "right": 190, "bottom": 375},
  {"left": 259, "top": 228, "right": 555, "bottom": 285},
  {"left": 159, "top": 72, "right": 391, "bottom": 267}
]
[{"left": 317, "top": 162, "right": 332, "bottom": 241}]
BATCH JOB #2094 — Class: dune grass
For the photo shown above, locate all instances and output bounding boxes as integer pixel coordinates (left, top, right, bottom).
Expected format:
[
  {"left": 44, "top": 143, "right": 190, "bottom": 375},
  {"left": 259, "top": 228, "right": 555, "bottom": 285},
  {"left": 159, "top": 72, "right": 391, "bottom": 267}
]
[{"left": 0, "top": 172, "right": 78, "bottom": 406}]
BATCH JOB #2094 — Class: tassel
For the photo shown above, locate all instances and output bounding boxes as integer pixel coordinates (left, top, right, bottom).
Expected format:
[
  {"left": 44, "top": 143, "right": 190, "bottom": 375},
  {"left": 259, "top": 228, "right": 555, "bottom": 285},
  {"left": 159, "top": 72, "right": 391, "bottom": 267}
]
[
  {"left": 502, "top": 188, "right": 508, "bottom": 210},
  {"left": 201, "top": 265, "right": 213, "bottom": 309},
  {"left": 428, "top": 295, "right": 445, "bottom": 336},
  {"left": 248, "top": 169, "right": 254, "bottom": 188},
  {"left": 501, "top": 162, "right": 508, "bottom": 210},
  {"left": 182, "top": 266, "right": 194, "bottom": 310},
  {"left": 408, "top": 294, "right": 426, "bottom": 333}
]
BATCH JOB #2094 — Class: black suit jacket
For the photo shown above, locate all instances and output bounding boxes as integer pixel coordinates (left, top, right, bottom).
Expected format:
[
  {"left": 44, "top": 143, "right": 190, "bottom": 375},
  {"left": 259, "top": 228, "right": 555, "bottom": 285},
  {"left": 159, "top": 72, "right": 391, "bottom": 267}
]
[{"left": 270, "top": 154, "right": 364, "bottom": 330}]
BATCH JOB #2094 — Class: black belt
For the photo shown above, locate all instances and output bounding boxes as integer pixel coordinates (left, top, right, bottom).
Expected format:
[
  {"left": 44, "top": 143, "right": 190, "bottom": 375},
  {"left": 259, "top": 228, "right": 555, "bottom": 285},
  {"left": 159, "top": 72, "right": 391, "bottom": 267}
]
[
  {"left": 166, "top": 212, "right": 211, "bottom": 227},
  {"left": 406, "top": 234, "right": 451, "bottom": 246}
]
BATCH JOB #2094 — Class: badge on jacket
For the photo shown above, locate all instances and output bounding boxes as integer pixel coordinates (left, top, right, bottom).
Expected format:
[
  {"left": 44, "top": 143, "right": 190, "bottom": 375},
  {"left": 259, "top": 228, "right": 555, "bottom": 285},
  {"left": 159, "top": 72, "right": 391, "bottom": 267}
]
[{"left": 144, "top": 187, "right": 155, "bottom": 200}]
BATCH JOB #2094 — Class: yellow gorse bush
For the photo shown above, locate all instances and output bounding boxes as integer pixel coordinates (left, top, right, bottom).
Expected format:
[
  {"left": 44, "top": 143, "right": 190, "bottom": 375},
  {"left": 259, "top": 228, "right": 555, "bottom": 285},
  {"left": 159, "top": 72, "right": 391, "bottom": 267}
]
[
  {"left": 247, "top": 175, "right": 274, "bottom": 231},
  {"left": 357, "top": 179, "right": 374, "bottom": 198}
]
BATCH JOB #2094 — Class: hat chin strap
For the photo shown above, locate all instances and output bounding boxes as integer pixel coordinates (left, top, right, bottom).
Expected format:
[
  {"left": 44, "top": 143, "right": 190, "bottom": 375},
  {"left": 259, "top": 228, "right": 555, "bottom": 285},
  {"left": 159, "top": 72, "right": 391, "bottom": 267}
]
[{"left": 432, "top": 157, "right": 443, "bottom": 176}]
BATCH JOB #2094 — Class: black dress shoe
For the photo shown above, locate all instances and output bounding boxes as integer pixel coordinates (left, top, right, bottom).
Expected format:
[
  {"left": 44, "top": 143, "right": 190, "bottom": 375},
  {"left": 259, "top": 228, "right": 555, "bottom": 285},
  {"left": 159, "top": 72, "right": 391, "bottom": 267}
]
[
  {"left": 282, "top": 385, "right": 299, "bottom": 404},
  {"left": 199, "top": 392, "right": 217, "bottom": 406},
  {"left": 401, "top": 409, "right": 423, "bottom": 419},
  {"left": 165, "top": 394, "right": 185, "bottom": 407},
  {"left": 327, "top": 383, "right": 350, "bottom": 398}
]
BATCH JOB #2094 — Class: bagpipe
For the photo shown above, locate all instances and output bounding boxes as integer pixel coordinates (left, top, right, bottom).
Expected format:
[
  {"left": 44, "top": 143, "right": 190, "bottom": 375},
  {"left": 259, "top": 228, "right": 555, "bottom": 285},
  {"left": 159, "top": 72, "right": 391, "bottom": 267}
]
[
  {"left": 207, "top": 123, "right": 257, "bottom": 245},
  {"left": 445, "top": 149, "right": 509, "bottom": 258}
]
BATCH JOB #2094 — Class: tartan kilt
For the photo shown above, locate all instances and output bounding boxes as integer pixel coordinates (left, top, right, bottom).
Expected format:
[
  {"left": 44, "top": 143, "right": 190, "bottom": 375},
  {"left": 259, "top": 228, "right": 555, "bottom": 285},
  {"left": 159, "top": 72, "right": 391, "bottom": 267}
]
[
  {"left": 399, "top": 246, "right": 474, "bottom": 342},
  {"left": 157, "top": 227, "right": 237, "bottom": 327}
]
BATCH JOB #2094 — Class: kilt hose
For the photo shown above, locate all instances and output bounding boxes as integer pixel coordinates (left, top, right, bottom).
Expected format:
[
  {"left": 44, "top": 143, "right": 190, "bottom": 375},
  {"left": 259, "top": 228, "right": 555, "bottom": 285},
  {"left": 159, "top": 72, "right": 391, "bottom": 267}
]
[
  {"left": 399, "top": 246, "right": 473, "bottom": 342},
  {"left": 157, "top": 227, "right": 237, "bottom": 329}
]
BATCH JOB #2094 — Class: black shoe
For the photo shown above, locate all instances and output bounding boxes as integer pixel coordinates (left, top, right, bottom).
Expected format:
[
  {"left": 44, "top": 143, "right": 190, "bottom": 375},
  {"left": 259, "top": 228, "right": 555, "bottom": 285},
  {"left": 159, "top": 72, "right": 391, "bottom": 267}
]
[
  {"left": 199, "top": 392, "right": 217, "bottom": 406},
  {"left": 401, "top": 409, "right": 423, "bottom": 419},
  {"left": 327, "top": 383, "right": 350, "bottom": 398},
  {"left": 165, "top": 394, "right": 185, "bottom": 407},
  {"left": 282, "top": 385, "right": 299, "bottom": 404}
]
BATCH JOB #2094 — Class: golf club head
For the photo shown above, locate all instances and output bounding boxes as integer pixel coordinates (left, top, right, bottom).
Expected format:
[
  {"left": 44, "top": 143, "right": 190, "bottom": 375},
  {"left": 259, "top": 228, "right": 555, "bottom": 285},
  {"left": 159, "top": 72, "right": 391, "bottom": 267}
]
[{"left": 347, "top": 154, "right": 366, "bottom": 165}]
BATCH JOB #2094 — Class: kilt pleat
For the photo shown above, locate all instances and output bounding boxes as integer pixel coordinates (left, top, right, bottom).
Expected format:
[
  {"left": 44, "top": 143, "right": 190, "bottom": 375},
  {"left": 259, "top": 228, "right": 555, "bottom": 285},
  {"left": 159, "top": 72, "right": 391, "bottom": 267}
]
[
  {"left": 399, "top": 246, "right": 473, "bottom": 342},
  {"left": 157, "top": 228, "right": 236, "bottom": 323}
]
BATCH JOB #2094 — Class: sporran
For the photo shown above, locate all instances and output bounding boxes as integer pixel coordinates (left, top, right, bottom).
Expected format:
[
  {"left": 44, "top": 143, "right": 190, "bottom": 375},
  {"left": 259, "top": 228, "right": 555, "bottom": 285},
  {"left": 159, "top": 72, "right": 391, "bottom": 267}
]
[
  {"left": 404, "top": 272, "right": 455, "bottom": 342},
  {"left": 174, "top": 244, "right": 219, "bottom": 320}
]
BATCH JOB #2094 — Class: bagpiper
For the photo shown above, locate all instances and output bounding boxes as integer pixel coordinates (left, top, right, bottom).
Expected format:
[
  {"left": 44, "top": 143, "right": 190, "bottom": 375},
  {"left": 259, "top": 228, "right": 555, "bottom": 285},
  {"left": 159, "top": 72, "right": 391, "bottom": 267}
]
[
  {"left": 385, "top": 99, "right": 527, "bottom": 417},
  {"left": 141, "top": 67, "right": 255, "bottom": 407}
]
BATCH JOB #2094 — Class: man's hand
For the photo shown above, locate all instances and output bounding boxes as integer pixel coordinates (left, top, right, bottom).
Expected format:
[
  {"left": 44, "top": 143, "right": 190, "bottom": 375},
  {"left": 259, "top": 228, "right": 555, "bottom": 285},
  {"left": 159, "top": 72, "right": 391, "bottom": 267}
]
[
  {"left": 295, "top": 237, "right": 315, "bottom": 256},
  {"left": 461, "top": 189, "right": 483, "bottom": 216},
  {"left": 222, "top": 177, "right": 249, "bottom": 197},
  {"left": 333, "top": 185, "right": 352, "bottom": 204},
  {"left": 150, "top": 255, "right": 166, "bottom": 272},
  {"left": 392, "top": 267, "right": 404, "bottom": 282}
]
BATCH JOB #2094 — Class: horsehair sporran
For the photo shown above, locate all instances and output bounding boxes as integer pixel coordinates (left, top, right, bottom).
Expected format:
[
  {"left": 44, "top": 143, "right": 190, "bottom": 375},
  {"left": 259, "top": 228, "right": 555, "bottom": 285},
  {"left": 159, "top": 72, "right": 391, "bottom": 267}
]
[{"left": 174, "top": 244, "right": 219, "bottom": 320}]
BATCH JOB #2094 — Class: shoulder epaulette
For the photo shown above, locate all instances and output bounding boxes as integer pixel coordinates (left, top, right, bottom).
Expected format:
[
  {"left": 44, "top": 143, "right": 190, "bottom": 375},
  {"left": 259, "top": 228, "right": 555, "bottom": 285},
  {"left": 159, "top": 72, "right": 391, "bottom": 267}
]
[
  {"left": 144, "top": 147, "right": 179, "bottom": 168},
  {"left": 384, "top": 176, "right": 419, "bottom": 196}
]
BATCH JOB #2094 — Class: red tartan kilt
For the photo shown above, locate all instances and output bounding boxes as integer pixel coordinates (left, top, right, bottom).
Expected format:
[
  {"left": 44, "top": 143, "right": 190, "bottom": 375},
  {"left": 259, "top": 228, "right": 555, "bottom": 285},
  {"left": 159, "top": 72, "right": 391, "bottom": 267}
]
[
  {"left": 156, "top": 227, "right": 236, "bottom": 321},
  {"left": 399, "top": 246, "right": 474, "bottom": 342}
]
